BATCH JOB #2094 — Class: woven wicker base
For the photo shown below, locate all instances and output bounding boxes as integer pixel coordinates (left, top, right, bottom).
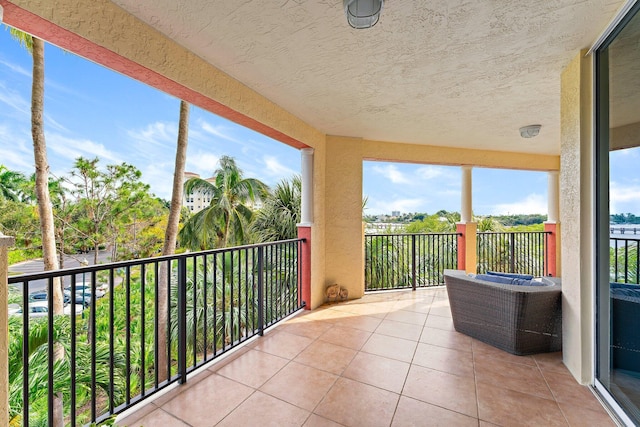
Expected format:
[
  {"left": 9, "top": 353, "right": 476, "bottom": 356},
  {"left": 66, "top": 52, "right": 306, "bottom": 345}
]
[{"left": 444, "top": 270, "right": 562, "bottom": 356}]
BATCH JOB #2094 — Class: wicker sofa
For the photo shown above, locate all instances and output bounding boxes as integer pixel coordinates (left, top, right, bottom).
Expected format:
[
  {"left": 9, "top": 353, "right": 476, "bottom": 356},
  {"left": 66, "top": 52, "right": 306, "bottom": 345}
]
[
  {"left": 443, "top": 269, "right": 562, "bottom": 356},
  {"left": 611, "top": 283, "right": 640, "bottom": 372}
]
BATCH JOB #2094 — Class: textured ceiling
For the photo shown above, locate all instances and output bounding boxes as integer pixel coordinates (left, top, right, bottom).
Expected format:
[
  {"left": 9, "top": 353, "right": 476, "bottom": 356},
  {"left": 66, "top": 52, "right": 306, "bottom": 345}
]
[{"left": 110, "top": 0, "right": 624, "bottom": 155}]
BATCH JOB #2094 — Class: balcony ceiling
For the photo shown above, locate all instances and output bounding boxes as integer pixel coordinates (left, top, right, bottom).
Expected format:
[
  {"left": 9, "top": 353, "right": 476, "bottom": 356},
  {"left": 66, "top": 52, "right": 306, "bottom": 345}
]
[{"left": 111, "top": 0, "right": 624, "bottom": 155}]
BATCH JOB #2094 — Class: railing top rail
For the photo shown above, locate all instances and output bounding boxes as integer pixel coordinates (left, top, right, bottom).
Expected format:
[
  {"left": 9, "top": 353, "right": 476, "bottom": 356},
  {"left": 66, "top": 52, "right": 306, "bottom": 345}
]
[
  {"left": 477, "top": 231, "right": 551, "bottom": 235},
  {"left": 365, "top": 232, "right": 462, "bottom": 237},
  {"left": 8, "top": 238, "right": 304, "bottom": 284},
  {"left": 610, "top": 235, "right": 640, "bottom": 241}
]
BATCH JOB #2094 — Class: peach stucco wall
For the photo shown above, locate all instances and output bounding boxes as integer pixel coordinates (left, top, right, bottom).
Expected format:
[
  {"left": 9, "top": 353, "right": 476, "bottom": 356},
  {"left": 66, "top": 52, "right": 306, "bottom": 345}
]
[
  {"left": 559, "top": 50, "right": 594, "bottom": 384},
  {"left": 363, "top": 140, "right": 560, "bottom": 171}
]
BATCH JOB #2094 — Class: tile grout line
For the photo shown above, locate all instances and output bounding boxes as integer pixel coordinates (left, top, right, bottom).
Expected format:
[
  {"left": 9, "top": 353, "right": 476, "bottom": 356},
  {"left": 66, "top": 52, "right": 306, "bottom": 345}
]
[
  {"left": 535, "top": 356, "right": 572, "bottom": 426},
  {"left": 390, "top": 298, "right": 432, "bottom": 426}
]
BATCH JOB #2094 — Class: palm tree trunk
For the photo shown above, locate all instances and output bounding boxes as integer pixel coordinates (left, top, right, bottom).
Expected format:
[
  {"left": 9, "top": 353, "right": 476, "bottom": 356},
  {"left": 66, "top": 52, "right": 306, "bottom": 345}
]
[
  {"left": 223, "top": 214, "right": 231, "bottom": 248},
  {"left": 31, "top": 36, "right": 64, "bottom": 427},
  {"left": 158, "top": 100, "right": 189, "bottom": 381}
]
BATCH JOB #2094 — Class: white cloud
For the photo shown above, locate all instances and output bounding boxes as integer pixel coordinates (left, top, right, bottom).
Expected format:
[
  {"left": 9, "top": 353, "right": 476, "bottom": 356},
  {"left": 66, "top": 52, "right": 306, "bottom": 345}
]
[
  {"left": 416, "top": 165, "right": 447, "bottom": 180},
  {"left": 139, "top": 162, "right": 175, "bottom": 199},
  {"left": 0, "top": 58, "right": 31, "bottom": 78},
  {"left": 0, "top": 125, "right": 34, "bottom": 170},
  {"left": 199, "top": 120, "right": 240, "bottom": 143},
  {"left": 0, "top": 82, "right": 30, "bottom": 117},
  {"left": 48, "top": 133, "right": 123, "bottom": 164},
  {"left": 44, "top": 114, "right": 68, "bottom": 133},
  {"left": 262, "top": 155, "right": 297, "bottom": 178},
  {"left": 128, "top": 122, "right": 177, "bottom": 147},
  {"left": 611, "top": 181, "right": 640, "bottom": 214},
  {"left": 0, "top": 147, "right": 32, "bottom": 170},
  {"left": 490, "top": 193, "right": 547, "bottom": 215},
  {"left": 372, "top": 164, "right": 411, "bottom": 184},
  {"left": 186, "top": 151, "right": 220, "bottom": 178}
]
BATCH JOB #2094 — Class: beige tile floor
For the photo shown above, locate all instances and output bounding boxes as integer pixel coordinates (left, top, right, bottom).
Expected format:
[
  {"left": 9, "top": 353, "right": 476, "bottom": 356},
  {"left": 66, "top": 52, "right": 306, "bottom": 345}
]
[{"left": 117, "top": 288, "right": 615, "bottom": 427}]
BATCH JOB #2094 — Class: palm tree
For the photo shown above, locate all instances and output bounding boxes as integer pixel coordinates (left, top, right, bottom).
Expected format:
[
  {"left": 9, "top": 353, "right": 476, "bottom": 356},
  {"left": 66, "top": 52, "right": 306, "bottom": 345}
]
[
  {"left": 158, "top": 100, "right": 190, "bottom": 381},
  {"left": 9, "top": 28, "right": 64, "bottom": 426},
  {"left": 251, "top": 175, "right": 301, "bottom": 242},
  {"left": 8, "top": 316, "right": 125, "bottom": 425},
  {"left": 179, "top": 156, "right": 267, "bottom": 249},
  {"left": 0, "top": 165, "right": 28, "bottom": 202}
]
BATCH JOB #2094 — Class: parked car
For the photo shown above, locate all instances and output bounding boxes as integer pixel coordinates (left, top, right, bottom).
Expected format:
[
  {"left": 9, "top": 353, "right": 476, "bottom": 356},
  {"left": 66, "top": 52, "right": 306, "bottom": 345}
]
[
  {"left": 63, "top": 304, "right": 85, "bottom": 316},
  {"left": 29, "top": 291, "right": 71, "bottom": 305},
  {"left": 8, "top": 303, "right": 22, "bottom": 316},
  {"left": 65, "top": 284, "right": 105, "bottom": 299},
  {"left": 63, "top": 290, "right": 91, "bottom": 307},
  {"left": 13, "top": 302, "right": 50, "bottom": 318}
]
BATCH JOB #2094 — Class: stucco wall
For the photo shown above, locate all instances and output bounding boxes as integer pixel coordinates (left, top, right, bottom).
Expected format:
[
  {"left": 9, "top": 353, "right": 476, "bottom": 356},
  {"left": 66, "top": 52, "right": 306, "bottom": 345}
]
[
  {"left": 363, "top": 140, "right": 560, "bottom": 171},
  {"left": 559, "top": 50, "right": 594, "bottom": 384},
  {"left": 322, "top": 136, "right": 365, "bottom": 303}
]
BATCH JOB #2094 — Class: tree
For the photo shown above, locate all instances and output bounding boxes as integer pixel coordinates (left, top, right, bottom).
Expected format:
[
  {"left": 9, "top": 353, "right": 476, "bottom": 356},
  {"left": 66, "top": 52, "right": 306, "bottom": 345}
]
[
  {"left": 0, "top": 165, "right": 28, "bottom": 202},
  {"left": 158, "top": 100, "right": 190, "bottom": 381},
  {"left": 19, "top": 172, "right": 65, "bottom": 206},
  {"left": 0, "top": 199, "right": 40, "bottom": 255},
  {"left": 9, "top": 28, "right": 65, "bottom": 426},
  {"left": 69, "top": 157, "right": 151, "bottom": 264},
  {"left": 251, "top": 175, "right": 301, "bottom": 242},
  {"left": 179, "top": 156, "right": 267, "bottom": 249}
]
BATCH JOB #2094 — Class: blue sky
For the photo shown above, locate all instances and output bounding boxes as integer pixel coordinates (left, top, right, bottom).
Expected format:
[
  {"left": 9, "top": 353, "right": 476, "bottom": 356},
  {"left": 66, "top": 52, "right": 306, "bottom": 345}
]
[{"left": 1, "top": 29, "right": 638, "bottom": 217}]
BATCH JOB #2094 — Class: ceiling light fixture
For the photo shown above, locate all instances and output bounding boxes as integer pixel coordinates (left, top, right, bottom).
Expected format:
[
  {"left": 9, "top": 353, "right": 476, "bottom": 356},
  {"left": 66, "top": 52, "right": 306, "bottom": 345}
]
[
  {"left": 519, "top": 124, "right": 542, "bottom": 138},
  {"left": 344, "top": 0, "right": 384, "bottom": 29}
]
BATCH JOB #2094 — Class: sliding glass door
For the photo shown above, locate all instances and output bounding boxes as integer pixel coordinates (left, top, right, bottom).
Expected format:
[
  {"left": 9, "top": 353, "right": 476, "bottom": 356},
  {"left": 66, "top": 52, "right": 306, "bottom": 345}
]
[{"left": 595, "top": 4, "right": 640, "bottom": 424}]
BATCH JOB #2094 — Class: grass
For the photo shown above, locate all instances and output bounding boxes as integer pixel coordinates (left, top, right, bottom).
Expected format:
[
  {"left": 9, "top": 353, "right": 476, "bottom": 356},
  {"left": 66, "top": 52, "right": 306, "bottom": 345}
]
[{"left": 8, "top": 248, "right": 41, "bottom": 265}]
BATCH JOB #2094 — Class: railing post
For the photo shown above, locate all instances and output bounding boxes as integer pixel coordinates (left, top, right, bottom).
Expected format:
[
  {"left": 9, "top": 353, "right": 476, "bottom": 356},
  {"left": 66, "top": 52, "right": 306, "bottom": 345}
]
[
  {"left": 509, "top": 233, "right": 516, "bottom": 273},
  {"left": 297, "top": 226, "right": 312, "bottom": 310},
  {"left": 544, "top": 223, "right": 559, "bottom": 277},
  {"left": 411, "top": 234, "right": 417, "bottom": 291},
  {"left": 0, "top": 233, "right": 14, "bottom": 427},
  {"left": 177, "top": 257, "right": 187, "bottom": 384},
  {"left": 258, "top": 246, "right": 265, "bottom": 336}
]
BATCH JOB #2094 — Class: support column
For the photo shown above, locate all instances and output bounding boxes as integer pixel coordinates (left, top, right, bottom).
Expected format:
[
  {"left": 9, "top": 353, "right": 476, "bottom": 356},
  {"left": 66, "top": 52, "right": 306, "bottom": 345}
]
[
  {"left": 0, "top": 232, "right": 15, "bottom": 427},
  {"left": 300, "top": 148, "right": 314, "bottom": 226},
  {"left": 457, "top": 166, "right": 477, "bottom": 273},
  {"left": 461, "top": 166, "right": 473, "bottom": 223},
  {"left": 298, "top": 148, "right": 314, "bottom": 309},
  {"left": 545, "top": 171, "right": 560, "bottom": 277},
  {"left": 457, "top": 223, "right": 477, "bottom": 274}
]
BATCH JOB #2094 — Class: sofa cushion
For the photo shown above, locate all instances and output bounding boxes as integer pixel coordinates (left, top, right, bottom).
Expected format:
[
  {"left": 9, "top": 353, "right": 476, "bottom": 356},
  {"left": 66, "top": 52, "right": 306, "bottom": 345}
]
[
  {"left": 528, "top": 278, "right": 554, "bottom": 286},
  {"left": 476, "top": 274, "right": 550, "bottom": 286},
  {"left": 486, "top": 271, "right": 534, "bottom": 280},
  {"left": 476, "top": 274, "right": 521, "bottom": 285}
]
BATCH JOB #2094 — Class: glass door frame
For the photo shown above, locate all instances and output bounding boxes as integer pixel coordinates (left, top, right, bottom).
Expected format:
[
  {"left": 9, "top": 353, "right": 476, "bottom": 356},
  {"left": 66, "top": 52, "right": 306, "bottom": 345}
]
[{"left": 593, "top": 2, "right": 640, "bottom": 425}]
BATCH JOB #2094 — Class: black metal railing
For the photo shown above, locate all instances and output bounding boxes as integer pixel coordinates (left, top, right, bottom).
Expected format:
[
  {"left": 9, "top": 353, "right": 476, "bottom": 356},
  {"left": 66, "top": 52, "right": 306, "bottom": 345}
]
[
  {"left": 7, "top": 239, "right": 304, "bottom": 426},
  {"left": 364, "top": 233, "right": 460, "bottom": 291},
  {"left": 611, "top": 236, "right": 640, "bottom": 284},
  {"left": 476, "top": 231, "right": 550, "bottom": 277}
]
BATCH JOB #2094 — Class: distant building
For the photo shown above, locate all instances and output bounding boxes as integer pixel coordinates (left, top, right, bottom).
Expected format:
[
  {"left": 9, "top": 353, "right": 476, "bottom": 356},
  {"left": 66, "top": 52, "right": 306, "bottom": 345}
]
[
  {"left": 183, "top": 171, "right": 215, "bottom": 213},
  {"left": 391, "top": 211, "right": 400, "bottom": 217},
  {"left": 182, "top": 171, "right": 263, "bottom": 213}
]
